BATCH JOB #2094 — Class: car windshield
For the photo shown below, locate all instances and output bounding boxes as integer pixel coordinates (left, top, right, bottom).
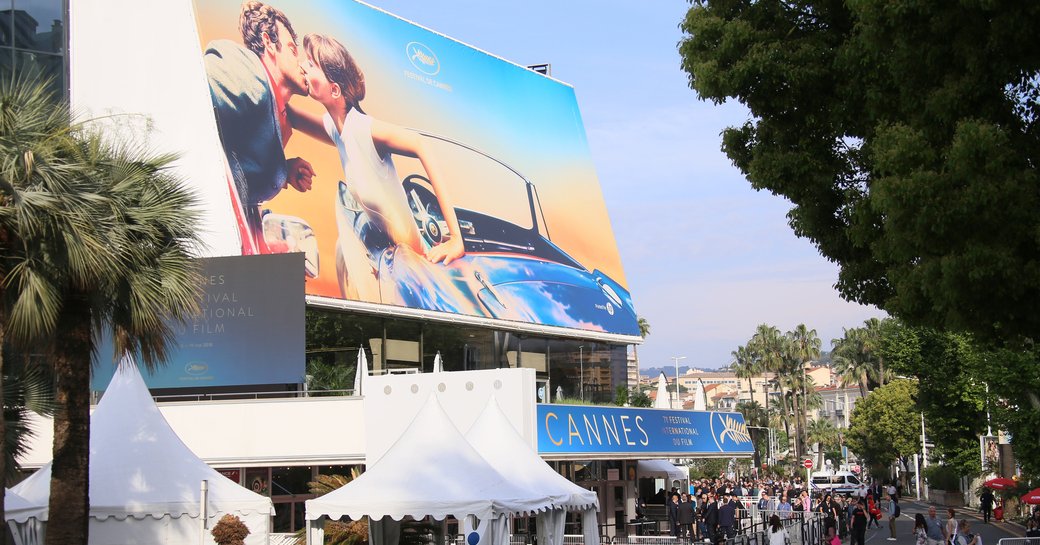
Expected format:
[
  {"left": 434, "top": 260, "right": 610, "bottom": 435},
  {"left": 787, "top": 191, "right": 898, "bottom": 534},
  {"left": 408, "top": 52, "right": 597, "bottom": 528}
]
[
  {"left": 848, "top": 476, "right": 861, "bottom": 485},
  {"left": 398, "top": 133, "right": 535, "bottom": 231}
]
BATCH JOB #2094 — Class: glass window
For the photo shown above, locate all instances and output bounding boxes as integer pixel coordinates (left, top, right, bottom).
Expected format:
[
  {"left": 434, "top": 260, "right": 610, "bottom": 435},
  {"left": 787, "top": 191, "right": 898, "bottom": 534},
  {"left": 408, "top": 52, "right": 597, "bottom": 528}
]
[
  {"left": 12, "top": 0, "right": 63, "bottom": 52},
  {"left": 382, "top": 318, "right": 421, "bottom": 373},
  {"left": 0, "top": 1, "right": 13, "bottom": 47},
  {"left": 13, "top": 49, "right": 62, "bottom": 97},
  {"left": 271, "top": 466, "right": 312, "bottom": 496},
  {"left": 305, "top": 309, "right": 384, "bottom": 393},
  {"left": 421, "top": 322, "right": 494, "bottom": 372}
]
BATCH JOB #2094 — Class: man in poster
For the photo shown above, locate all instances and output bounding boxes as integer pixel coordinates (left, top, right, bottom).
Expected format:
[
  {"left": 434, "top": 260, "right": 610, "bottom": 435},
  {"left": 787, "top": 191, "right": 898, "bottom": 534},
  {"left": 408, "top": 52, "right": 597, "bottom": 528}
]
[{"left": 204, "top": 0, "right": 316, "bottom": 253}]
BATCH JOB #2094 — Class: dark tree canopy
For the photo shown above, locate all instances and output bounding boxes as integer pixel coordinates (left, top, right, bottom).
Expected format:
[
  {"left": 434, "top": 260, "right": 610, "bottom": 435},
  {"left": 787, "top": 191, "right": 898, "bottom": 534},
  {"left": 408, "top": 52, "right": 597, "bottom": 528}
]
[{"left": 679, "top": 0, "right": 1040, "bottom": 342}]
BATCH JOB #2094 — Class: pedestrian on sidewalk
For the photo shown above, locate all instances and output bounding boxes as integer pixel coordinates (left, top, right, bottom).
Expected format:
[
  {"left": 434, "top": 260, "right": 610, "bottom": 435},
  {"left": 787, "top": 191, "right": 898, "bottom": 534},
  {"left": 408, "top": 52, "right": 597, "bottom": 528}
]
[
  {"left": 924, "top": 507, "right": 944, "bottom": 545},
  {"left": 979, "top": 488, "right": 995, "bottom": 524}
]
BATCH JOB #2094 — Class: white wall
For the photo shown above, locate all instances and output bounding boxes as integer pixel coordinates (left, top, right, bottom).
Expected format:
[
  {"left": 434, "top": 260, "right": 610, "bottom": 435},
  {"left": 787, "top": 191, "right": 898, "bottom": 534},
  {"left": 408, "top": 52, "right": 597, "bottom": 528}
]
[
  {"left": 69, "top": 0, "right": 240, "bottom": 256},
  {"left": 365, "top": 368, "right": 537, "bottom": 464},
  {"left": 18, "top": 396, "right": 367, "bottom": 468}
]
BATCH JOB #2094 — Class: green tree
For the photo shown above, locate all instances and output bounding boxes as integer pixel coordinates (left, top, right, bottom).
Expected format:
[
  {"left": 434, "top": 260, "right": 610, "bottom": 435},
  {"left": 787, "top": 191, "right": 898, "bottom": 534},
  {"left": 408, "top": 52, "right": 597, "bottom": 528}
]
[
  {"left": 731, "top": 344, "right": 758, "bottom": 405},
  {"left": 0, "top": 73, "right": 117, "bottom": 542},
  {"left": 806, "top": 418, "right": 838, "bottom": 469},
  {"left": 679, "top": 1, "right": 1040, "bottom": 342},
  {"left": 0, "top": 75, "right": 203, "bottom": 544},
  {"left": 832, "top": 318, "right": 894, "bottom": 397},
  {"left": 787, "top": 325, "right": 821, "bottom": 458},
  {"left": 846, "top": 380, "right": 920, "bottom": 479},
  {"left": 629, "top": 389, "right": 652, "bottom": 408}
]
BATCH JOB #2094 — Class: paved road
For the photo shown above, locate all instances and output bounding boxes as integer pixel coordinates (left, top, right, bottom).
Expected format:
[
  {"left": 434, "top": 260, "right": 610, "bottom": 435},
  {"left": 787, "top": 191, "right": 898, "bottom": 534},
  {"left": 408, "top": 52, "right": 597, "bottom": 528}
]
[{"left": 862, "top": 500, "right": 1026, "bottom": 545}]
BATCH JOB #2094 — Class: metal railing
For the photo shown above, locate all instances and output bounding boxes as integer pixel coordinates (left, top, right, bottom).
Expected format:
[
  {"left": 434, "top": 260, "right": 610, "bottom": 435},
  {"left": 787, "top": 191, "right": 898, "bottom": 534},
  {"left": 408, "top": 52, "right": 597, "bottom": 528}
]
[{"left": 996, "top": 539, "right": 1040, "bottom": 545}]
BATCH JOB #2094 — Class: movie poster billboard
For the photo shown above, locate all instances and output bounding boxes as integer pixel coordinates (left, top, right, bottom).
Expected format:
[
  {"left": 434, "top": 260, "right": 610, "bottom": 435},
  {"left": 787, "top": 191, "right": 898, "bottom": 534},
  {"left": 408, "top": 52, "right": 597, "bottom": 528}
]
[
  {"left": 192, "top": 0, "right": 640, "bottom": 337},
  {"left": 91, "top": 254, "right": 305, "bottom": 390}
]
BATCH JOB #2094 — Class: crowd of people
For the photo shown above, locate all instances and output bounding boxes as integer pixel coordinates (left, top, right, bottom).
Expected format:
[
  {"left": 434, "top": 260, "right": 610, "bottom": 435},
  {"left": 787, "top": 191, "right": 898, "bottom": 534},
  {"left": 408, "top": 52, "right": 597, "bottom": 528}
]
[{"left": 638, "top": 476, "right": 903, "bottom": 544}]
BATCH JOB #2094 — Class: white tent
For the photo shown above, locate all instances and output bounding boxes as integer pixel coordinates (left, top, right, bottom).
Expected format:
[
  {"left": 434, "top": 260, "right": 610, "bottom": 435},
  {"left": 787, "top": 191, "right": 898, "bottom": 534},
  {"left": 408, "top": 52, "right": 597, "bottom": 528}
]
[
  {"left": 653, "top": 372, "right": 670, "bottom": 409},
  {"left": 692, "top": 379, "right": 707, "bottom": 411},
  {"left": 306, "top": 394, "right": 557, "bottom": 545},
  {"left": 354, "top": 346, "right": 369, "bottom": 395},
  {"left": 636, "top": 460, "right": 687, "bottom": 484},
  {"left": 464, "top": 397, "right": 599, "bottom": 545},
  {"left": 9, "top": 362, "right": 273, "bottom": 545},
  {"left": 6, "top": 489, "right": 45, "bottom": 545}
]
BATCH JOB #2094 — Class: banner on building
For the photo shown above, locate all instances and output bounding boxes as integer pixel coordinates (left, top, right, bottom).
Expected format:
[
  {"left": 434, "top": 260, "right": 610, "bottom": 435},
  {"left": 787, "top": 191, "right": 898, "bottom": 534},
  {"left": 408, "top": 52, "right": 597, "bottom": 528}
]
[
  {"left": 192, "top": 0, "right": 639, "bottom": 337},
  {"left": 91, "top": 253, "right": 306, "bottom": 390},
  {"left": 538, "top": 404, "right": 755, "bottom": 457}
]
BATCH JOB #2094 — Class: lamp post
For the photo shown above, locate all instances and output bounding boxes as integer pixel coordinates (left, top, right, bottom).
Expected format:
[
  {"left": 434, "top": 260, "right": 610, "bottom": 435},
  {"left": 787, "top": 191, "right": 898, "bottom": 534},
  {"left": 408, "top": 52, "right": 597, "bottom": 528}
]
[
  {"left": 579, "top": 345, "right": 585, "bottom": 402},
  {"left": 671, "top": 355, "right": 686, "bottom": 409}
]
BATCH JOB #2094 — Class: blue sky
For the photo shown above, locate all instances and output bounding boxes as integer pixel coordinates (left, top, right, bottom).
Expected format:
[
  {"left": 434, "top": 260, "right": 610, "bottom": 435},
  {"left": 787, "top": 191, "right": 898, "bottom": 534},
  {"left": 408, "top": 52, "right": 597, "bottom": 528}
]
[{"left": 363, "top": 0, "right": 886, "bottom": 370}]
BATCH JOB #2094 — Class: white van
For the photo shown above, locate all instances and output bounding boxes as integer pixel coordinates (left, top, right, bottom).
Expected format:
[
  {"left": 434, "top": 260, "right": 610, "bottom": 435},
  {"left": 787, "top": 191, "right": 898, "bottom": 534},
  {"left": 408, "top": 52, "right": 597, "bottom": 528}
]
[{"left": 810, "top": 471, "right": 866, "bottom": 496}]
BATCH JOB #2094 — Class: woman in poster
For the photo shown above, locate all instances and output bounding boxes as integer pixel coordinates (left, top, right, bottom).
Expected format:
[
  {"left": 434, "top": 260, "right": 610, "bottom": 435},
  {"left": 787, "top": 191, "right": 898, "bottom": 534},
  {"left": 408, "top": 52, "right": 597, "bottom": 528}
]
[{"left": 286, "top": 33, "right": 465, "bottom": 297}]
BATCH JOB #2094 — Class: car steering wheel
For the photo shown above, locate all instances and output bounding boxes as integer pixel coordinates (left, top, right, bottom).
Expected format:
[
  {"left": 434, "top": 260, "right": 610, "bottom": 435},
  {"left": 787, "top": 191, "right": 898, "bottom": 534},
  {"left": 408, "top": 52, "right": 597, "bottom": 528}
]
[{"left": 403, "top": 176, "right": 447, "bottom": 248}]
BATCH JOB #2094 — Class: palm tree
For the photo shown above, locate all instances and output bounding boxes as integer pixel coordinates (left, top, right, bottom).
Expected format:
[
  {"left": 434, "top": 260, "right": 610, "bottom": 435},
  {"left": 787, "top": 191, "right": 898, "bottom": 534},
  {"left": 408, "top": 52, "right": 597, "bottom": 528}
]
[
  {"left": 787, "top": 325, "right": 821, "bottom": 458},
  {"left": 631, "top": 316, "right": 650, "bottom": 385},
  {"left": 748, "top": 324, "right": 783, "bottom": 417},
  {"left": 731, "top": 344, "right": 758, "bottom": 403},
  {"left": 0, "top": 72, "right": 121, "bottom": 543},
  {"left": 43, "top": 131, "right": 202, "bottom": 545},
  {"left": 806, "top": 418, "right": 838, "bottom": 469},
  {"left": 831, "top": 327, "right": 873, "bottom": 397},
  {"left": 0, "top": 74, "right": 202, "bottom": 545}
]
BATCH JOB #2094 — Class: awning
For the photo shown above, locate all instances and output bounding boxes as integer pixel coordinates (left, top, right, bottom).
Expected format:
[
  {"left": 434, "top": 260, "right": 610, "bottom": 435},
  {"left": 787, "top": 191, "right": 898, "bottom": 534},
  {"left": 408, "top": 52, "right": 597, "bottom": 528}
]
[{"left": 636, "top": 460, "right": 686, "bottom": 482}]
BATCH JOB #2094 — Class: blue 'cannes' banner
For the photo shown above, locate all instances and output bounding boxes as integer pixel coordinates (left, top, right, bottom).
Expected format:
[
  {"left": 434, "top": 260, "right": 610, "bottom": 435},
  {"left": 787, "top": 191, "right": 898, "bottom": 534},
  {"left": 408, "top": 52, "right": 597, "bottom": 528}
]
[{"left": 537, "top": 405, "right": 754, "bottom": 457}]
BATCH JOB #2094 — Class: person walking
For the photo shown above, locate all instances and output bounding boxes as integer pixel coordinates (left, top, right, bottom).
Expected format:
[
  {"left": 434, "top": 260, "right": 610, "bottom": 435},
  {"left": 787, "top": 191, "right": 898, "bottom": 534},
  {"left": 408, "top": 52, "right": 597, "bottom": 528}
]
[
  {"left": 885, "top": 493, "right": 899, "bottom": 540},
  {"left": 914, "top": 514, "right": 928, "bottom": 545},
  {"left": 669, "top": 493, "right": 682, "bottom": 537},
  {"left": 945, "top": 508, "right": 958, "bottom": 544},
  {"left": 924, "top": 506, "right": 945, "bottom": 545},
  {"left": 680, "top": 493, "right": 697, "bottom": 540},
  {"left": 980, "top": 488, "right": 995, "bottom": 524},
  {"left": 719, "top": 494, "right": 738, "bottom": 541},
  {"left": 705, "top": 493, "right": 720, "bottom": 543},
  {"left": 768, "top": 515, "right": 789, "bottom": 545},
  {"left": 851, "top": 499, "right": 868, "bottom": 545}
]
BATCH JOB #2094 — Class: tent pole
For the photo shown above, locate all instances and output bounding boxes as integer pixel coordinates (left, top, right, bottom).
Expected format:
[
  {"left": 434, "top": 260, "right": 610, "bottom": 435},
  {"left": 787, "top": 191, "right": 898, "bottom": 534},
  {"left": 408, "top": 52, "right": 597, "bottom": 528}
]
[{"left": 200, "top": 479, "right": 209, "bottom": 545}]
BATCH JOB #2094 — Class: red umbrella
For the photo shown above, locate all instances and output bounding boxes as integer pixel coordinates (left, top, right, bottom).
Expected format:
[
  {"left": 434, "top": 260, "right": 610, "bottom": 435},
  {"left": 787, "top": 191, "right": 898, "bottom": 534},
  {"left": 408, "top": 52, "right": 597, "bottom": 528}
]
[
  {"left": 1022, "top": 488, "right": 1040, "bottom": 505},
  {"left": 983, "top": 477, "right": 1017, "bottom": 490}
]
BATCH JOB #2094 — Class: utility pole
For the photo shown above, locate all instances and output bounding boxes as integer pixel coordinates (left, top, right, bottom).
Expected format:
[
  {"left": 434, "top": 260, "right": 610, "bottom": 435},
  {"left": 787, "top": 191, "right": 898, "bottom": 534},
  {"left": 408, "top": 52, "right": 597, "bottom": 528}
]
[{"left": 920, "top": 412, "right": 929, "bottom": 501}]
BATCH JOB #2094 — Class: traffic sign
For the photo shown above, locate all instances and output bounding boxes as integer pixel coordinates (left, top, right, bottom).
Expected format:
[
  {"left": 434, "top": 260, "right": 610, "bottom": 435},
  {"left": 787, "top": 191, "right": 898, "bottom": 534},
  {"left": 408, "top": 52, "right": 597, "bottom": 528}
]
[{"left": 803, "top": 459, "right": 814, "bottom": 469}]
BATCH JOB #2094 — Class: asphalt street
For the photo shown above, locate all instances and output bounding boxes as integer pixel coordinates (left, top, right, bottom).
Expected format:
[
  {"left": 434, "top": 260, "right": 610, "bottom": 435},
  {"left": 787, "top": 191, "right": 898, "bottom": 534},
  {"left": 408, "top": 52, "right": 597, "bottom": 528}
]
[{"left": 859, "top": 500, "right": 1027, "bottom": 545}]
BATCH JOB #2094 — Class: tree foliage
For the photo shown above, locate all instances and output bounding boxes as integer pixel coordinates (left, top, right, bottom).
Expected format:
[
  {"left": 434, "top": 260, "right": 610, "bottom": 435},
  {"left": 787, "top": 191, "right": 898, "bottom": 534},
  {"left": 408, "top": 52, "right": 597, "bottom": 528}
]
[
  {"left": 679, "top": 0, "right": 1040, "bottom": 341},
  {"left": 846, "top": 379, "right": 920, "bottom": 472}
]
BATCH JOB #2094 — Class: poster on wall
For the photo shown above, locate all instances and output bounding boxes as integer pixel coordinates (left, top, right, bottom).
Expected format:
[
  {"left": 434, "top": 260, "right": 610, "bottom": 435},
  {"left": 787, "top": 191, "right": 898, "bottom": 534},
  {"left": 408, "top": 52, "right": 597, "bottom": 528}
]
[
  {"left": 192, "top": 0, "right": 640, "bottom": 337},
  {"left": 91, "top": 253, "right": 306, "bottom": 390}
]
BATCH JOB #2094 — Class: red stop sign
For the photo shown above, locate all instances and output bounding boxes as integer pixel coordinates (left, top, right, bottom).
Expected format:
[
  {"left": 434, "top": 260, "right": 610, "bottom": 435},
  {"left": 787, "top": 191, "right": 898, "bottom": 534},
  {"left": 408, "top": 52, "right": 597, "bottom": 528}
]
[{"left": 803, "top": 459, "right": 814, "bottom": 469}]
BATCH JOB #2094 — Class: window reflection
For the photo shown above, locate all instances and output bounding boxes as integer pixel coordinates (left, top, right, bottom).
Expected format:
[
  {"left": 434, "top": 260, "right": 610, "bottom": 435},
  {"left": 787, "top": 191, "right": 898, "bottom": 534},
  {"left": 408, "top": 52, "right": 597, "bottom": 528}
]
[
  {"left": 8, "top": 0, "right": 63, "bottom": 52},
  {"left": 13, "top": 50, "right": 62, "bottom": 96}
]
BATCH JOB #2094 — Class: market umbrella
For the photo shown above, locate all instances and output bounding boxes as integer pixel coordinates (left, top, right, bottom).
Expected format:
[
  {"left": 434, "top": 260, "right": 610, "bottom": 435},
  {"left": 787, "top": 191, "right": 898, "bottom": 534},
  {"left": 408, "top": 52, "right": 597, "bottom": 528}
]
[
  {"left": 983, "top": 477, "right": 1017, "bottom": 490},
  {"left": 1021, "top": 488, "right": 1040, "bottom": 505}
]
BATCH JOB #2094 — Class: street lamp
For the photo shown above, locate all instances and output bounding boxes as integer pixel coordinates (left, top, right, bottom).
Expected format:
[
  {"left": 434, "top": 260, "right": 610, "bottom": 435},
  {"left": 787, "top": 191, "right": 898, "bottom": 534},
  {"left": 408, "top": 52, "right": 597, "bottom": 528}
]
[
  {"left": 671, "top": 355, "right": 686, "bottom": 409},
  {"left": 579, "top": 345, "right": 585, "bottom": 402}
]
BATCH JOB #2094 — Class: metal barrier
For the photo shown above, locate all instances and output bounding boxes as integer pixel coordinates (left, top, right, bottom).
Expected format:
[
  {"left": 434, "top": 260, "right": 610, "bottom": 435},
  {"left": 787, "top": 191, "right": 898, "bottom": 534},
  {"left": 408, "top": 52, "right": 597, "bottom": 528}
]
[{"left": 996, "top": 539, "right": 1040, "bottom": 545}]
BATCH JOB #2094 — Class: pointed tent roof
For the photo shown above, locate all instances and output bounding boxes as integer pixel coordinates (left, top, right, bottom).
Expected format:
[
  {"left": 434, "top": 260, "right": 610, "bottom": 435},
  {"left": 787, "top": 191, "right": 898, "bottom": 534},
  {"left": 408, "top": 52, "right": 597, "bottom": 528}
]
[
  {"left": 10, "top": 360, "right": 273, "bottom": 521},
  {"left": 693, "top": 379, "right": 706, "bottom": 411},
  {"left": 354, "top": 347, "right": 369, "bottom": 396},
  {"left": 653, "top": 372, "right": 670, "bottom": 409},
  {"left": 307, "top": 394, "right": 555, "bottom": 522},
  {"left": 4, "top": 489, "right": 44, "bottom": 523},
  {"left": 464, "top": 397, "right": 597, "bottom": 511}
]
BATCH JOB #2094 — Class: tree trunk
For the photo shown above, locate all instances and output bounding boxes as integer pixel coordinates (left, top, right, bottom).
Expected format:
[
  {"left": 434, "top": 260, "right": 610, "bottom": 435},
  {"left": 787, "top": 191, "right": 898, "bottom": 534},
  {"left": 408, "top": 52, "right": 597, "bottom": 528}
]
[
  {"left": 792, "top": 392, "right": 802, "bottom": 458},
  {"left": 45, "top": 308, "right": 92, "bottom": 545}
]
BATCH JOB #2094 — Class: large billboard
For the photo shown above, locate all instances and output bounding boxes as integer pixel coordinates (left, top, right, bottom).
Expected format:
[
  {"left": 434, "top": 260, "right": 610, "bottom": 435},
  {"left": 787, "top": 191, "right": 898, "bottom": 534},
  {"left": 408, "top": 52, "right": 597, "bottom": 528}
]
[
  {"left": 537, "top": 405, "right": 755, "bottom": 458},
  {"left": 192, "top": 0, "right": 640, "bottom": 337},
  {"left": 91, "top": 254, "right": 306, "bottom": 390}
]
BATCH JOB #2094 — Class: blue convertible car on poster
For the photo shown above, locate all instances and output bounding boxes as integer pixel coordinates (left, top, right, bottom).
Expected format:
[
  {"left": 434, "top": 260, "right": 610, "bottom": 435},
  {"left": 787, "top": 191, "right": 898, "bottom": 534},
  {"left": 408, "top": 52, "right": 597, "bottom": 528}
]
[{"left": 332, "top": 133, "right": 640, "bottom": 336}]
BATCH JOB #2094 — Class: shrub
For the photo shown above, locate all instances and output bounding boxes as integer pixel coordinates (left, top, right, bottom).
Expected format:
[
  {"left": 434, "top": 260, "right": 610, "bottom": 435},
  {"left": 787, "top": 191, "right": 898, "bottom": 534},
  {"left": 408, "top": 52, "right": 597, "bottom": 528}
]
[{"left": 212, "top": 514, "right": 250, "bottom": 545}]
